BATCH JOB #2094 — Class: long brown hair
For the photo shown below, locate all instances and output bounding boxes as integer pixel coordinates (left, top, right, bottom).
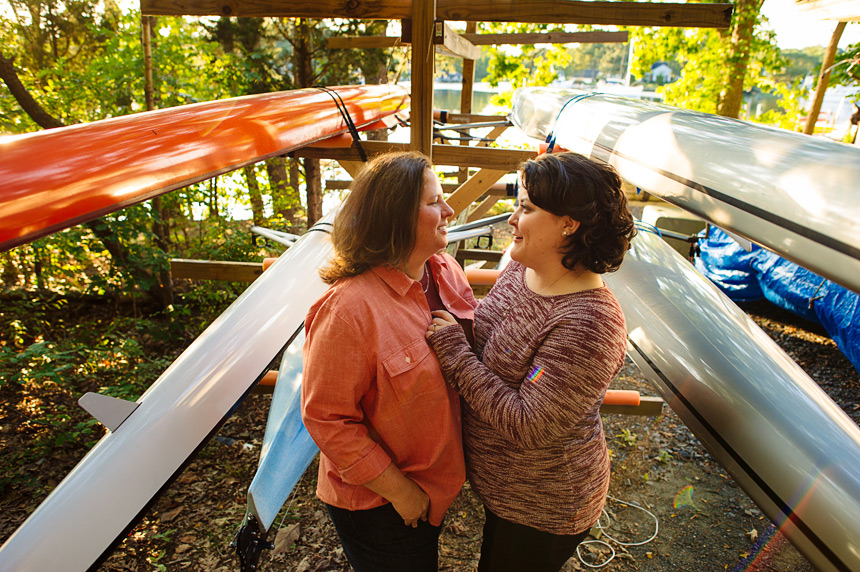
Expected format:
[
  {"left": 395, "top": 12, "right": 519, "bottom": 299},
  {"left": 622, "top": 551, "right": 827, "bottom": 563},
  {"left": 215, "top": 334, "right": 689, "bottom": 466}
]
[{"left": 319, "top": 151, "right": 432, "bottom": 284}]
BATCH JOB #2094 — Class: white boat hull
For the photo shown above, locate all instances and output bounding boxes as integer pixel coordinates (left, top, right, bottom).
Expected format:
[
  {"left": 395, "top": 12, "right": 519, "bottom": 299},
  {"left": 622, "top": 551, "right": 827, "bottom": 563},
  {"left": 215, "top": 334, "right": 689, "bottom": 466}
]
[
  {"left": 606, "top": 229, "right": 860, "bottom": 572},
  {"left": 511, "top": 88, "right": 860, "bottom": 295}
]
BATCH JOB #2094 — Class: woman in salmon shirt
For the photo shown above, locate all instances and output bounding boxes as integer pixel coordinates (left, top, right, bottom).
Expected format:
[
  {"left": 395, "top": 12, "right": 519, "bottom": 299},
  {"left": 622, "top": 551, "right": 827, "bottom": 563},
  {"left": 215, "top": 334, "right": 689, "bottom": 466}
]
[{"left": 301, "top": 151, "right": 477, "bottom": 571}]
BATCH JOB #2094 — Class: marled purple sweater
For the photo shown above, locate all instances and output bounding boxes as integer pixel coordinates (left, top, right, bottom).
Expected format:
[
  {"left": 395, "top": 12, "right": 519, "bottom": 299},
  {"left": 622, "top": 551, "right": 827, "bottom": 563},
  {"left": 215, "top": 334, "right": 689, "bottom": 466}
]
[{"left": 428, "top": 261, "right": 627, "bottom": 534}]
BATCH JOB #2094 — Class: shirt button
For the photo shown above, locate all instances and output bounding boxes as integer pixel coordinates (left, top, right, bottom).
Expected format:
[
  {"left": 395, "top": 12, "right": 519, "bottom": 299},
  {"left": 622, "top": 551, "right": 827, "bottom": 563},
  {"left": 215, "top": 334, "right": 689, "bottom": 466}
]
[{"left": 405, "top": 356, "right": 411, "bottom": 363}]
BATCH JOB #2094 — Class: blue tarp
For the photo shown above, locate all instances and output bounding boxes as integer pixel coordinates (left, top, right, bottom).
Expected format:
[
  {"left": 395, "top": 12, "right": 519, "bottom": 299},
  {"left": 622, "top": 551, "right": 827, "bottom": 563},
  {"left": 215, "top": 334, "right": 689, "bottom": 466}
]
[{"left": 695, "top": 226, "right": 860, "bottom": 373}]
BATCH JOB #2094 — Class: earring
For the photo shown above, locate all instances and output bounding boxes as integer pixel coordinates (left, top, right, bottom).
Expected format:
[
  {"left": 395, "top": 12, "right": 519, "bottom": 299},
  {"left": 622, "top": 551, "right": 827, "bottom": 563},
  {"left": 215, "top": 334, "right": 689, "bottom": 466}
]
[{"left": 562, "top": 230, "right": 570, "bottom": 237}]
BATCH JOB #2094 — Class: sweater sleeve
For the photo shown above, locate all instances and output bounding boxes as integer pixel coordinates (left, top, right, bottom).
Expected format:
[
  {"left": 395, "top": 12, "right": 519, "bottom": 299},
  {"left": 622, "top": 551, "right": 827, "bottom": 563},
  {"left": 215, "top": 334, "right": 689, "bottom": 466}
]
[
  {"left": 429, "top": 309, "right": 622, "bottom": 449},
  {"left": 301, "top": 303, "right": 392, "bottom": 485}
]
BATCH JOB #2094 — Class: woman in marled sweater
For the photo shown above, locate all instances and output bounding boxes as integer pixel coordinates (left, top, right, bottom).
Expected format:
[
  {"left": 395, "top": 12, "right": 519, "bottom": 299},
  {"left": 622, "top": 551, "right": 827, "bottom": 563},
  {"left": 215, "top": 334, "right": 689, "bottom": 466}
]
[{"left": 425, "top": 152, "right": 636, "bottom": 572}]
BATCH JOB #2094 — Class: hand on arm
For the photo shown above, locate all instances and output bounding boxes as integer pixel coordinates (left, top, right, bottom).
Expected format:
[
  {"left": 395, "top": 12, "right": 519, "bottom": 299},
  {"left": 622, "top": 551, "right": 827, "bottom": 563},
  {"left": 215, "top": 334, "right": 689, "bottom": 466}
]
[
  {"left": 425, "top": 309, "right": 459, "bottom": 339},
  {"left": 363, "top": 463, "right": 429, "bottom": 527}
]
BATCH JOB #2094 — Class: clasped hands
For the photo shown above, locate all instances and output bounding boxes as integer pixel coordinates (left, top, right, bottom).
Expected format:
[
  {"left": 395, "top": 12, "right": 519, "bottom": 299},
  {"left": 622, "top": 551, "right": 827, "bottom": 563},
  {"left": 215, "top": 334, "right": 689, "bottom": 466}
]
[{"left": 425, "top": 310, "right": 458, "bottom": 339}]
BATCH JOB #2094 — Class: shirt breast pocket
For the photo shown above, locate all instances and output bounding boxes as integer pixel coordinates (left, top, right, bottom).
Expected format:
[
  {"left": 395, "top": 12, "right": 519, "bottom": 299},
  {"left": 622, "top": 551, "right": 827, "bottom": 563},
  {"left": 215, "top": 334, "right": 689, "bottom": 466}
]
[{"left": 381, "top": 338, "right": 440, "bottom": 405}]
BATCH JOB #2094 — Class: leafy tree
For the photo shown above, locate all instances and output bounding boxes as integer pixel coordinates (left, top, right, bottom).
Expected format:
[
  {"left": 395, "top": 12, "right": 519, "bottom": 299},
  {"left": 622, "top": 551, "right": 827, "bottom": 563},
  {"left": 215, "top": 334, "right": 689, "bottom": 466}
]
[
  {"left": 477, "top": 22, "right": 573, "bottom": 106},
  {"left": 830, "top": 42, "right": 860, "bottom": 91},
  {"left": 629, "top": 1, "right": 801, "bottom": 125},
  {"left": 0, "top": 5, "right": 242, "bottom": 304},
  {"left": 565, "top": 39, "right": 629, "bottom": 83},
  {"left": 779, "top": 46, "right": 825, "bottom": 84}
]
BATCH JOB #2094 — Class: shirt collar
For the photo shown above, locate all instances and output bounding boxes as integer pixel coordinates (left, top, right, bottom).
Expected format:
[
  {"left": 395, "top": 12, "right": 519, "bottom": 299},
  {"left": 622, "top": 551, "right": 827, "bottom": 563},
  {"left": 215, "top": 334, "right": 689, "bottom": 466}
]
[
  {"left": 371, "top": 264, "right": 416, "bottom": 296},
  {"left": 370, "top": 252, "right": 448, "bottom": 296}
]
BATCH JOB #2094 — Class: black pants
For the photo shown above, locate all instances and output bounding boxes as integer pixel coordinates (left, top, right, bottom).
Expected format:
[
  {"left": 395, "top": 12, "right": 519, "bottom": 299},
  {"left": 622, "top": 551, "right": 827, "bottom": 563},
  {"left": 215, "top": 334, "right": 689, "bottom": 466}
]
[
  {"left": 325, "top": 502, "right": 442, "bottom": 572},
  {"left": 477, "top": 506, "right": 590, "bottom": 572}
]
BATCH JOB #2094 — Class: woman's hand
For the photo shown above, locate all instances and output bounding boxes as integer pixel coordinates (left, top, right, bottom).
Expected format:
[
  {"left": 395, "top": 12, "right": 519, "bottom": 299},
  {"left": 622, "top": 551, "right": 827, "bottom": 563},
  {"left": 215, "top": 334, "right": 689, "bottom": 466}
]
[
  {"left": 425, "top": 310, "right": 458, "bottom": 339},
  {"left": 390, "top": 480, "right": 430, "bottom": 527},
  {"left": 363, "top": 463, "right": 430, "bottom": 527}
]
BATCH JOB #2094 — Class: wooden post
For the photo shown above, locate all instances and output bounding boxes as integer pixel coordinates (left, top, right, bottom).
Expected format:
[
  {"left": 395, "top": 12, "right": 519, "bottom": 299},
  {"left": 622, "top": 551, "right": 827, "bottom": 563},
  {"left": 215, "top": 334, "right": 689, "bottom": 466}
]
[
  {"left": 142, "top": 16, "right": 154, "bottom": 111},
  {"left": 410, "top": 0, "right": 436, "bottom": 157},
  {"left": 803, "top": 21, "right": 846, "bottom": 135},
  {"left": 458, "top": 21, "right": 478, "bottom": 184}
]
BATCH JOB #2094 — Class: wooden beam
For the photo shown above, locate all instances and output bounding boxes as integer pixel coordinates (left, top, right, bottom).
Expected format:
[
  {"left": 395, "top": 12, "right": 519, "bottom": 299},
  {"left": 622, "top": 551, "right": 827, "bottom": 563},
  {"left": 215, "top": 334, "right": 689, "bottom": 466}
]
[
  {"left": 411, "top": 1, "right": 435, "bottom": 156},
  {"left": 327, "top": 29, "right": 626, "bottom": 52},
  {"left": 447, "top": 169, "right": 509, "bottom": 216},
  {"left": 435, "top": 21, "right": 482, "bottom": 60},
  {"left": 141, "top": 0, "right": 732, "bottom": 29},
  {"left": 462, "top": 30, "right": 628, "bottom": 45},
  {"left": 294, "top": 141, "right": 536, "bottom": 169},
  {"left": 600, "top": 395, "right": 664, "bottom": 417},
  {"left": 434, "top": 112, "right": 508, "bottom": 124},
  {"left": 459, "top": 21, "right": 478, "bottom": 183},
  {"left": 336, "top": 160, "right": 365, "bottom": 178},
  {"left": 455, "top": 248, "right": 504, "bottom": 262},
  {"left": 460, "top": 22, "right": 478, "bottom": 114},
  {"left": 439, "top": 1, "right": 732, "bottom": 26},
  {"left": 170, "top": 259, "right": 263, "bottom": 282},
  {"left": 328, "top": 180, "right": 512, "bottom": 195},
  {"left": 467, "top": 195, "right": 500, "bottom": 222},
  {"left": 327, "top": 36, "right": 403, "bottom": 49}
]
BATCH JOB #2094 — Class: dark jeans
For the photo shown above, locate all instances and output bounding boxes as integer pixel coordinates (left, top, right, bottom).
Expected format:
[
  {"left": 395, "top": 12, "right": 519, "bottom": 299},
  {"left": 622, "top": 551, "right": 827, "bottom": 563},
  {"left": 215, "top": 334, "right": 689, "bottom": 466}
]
[
  {"left": 325, "top": 502, "right": 442, "bottom": 572},
  {"left": 478, "top": 505, "right": 590, "bottom": 572}
]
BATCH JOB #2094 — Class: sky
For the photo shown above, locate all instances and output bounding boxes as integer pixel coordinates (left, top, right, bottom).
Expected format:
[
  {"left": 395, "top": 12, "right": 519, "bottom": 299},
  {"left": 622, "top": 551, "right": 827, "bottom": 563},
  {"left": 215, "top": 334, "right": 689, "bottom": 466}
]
[{"left": 762, "top": 0, "right": 860, "bottom": 50}]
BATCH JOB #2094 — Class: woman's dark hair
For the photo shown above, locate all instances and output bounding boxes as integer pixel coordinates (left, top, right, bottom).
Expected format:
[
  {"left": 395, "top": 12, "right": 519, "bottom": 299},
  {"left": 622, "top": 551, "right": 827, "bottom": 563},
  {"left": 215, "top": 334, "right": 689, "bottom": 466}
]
[
  {"left": 519, "top": 151, "right": 636, "bottom": 274},
  {"left": 320, "top": 151, "right": 431, "bottom": 284}
]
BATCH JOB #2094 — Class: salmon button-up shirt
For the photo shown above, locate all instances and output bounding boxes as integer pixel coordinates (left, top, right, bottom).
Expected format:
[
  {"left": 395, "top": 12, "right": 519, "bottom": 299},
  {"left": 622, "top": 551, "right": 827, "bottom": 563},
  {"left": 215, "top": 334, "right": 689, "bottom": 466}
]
[{"left": 301, "top": 252, "right": 477, "bottom": 526}]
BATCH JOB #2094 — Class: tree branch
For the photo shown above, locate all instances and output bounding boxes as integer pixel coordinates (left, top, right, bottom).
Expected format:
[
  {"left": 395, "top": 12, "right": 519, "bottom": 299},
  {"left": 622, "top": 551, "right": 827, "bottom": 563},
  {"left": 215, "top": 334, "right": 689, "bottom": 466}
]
[{"left": 0, "top": 50, "right": 64, "bottom": 129}]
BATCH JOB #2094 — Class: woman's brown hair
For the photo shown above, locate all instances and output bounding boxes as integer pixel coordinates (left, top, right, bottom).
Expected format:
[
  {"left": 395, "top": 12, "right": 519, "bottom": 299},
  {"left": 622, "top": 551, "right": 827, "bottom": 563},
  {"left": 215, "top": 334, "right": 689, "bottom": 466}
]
[
  {"left": 519, "top": 152, "right": 636, "bottom": 274},
  {"left": 319, "top": 151, "right": 432, "bottom": 284}
]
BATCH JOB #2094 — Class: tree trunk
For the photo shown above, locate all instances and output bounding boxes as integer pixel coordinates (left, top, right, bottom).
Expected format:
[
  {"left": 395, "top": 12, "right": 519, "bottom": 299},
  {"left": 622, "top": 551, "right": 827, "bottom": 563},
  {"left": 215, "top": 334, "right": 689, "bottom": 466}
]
[
  {"left": 293, "top": 19, "right": 323, "bottom": 226},
  {"left": 804, "top": 22, "right": 847, "bottom": 135},
  {"left": 266, "top": 156, "right": 302, "bottom": 227},
  {"left": 243, "top": 164, "right": 265, "bottom": 226},
  {"left": 150, "top": 196, "right": 174, "bottom": 306},
  {"left": 304, "top": 158, "right": 323, "bottom": 225},
  {"left": 209, "top": 178, "right": 219, "bottom": 220},
  {"left": 143, "top": 16, "right": 173, "bottom": 306},
  {"left": 715, "top": 0, "right": 763, "bottom": 118}
]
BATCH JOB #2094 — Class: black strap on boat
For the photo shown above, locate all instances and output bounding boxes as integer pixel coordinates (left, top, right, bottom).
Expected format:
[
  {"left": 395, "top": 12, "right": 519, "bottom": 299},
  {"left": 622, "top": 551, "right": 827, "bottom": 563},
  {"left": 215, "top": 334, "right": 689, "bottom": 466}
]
[
  {"left": 315, "top": 86, "right": 368, "bottom": 162},
  {"left": 305, "top": 221, "right": 333, "bottom": 236},
  {"left": 544, "top": 92, "right": 601, "bottom": 154}
]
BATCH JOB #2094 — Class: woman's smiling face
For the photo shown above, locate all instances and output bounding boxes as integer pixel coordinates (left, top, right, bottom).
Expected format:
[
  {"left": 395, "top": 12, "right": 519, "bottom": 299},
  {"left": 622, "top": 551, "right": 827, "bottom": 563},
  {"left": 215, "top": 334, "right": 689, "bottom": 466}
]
[
  {"left": 411, "top": 168, "right": 454, "bottom": 262},
  {"left": 507, "top": 178, "right": 572, "bottom": 270}
]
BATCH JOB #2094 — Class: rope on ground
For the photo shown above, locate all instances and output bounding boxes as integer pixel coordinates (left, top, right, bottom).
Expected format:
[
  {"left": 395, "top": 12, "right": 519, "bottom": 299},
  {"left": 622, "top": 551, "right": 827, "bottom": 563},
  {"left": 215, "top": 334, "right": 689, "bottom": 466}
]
[{"left": 576, "top": 494, "right": 660, "bottom": 568}]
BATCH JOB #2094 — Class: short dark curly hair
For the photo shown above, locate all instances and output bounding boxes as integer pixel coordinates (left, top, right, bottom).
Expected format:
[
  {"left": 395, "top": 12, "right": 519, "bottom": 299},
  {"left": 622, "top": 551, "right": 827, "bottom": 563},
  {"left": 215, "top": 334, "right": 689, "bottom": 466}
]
[{"left": 519, "top": 152, "right": 636, "bottom": 274}]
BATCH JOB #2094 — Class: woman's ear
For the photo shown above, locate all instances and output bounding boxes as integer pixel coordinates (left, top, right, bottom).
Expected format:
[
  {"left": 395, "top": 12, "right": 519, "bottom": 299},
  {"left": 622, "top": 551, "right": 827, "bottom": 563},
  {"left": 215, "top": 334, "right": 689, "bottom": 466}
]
[{"left": 561, "top": 217, "right": 580, "bottom": 237}]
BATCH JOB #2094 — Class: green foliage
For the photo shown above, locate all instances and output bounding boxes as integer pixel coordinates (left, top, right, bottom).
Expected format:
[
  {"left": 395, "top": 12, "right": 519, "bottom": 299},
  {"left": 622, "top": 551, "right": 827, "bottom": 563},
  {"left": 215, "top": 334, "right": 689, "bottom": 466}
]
[
  {"left": 778, "top": 46, "right": 825, "bottom": 84},
  {"left": 477, "top": 22, "right": 573, "bottom": 106},
  {"left": 630, "top": 7, "right": 799, "bottom": 126},
  {"left": 616, "top": 428, "right": 638, "bottom": 447},
  {"left": 831, "top": 42, "right": 860, "bottom": 98},
  {"left": 564, "top": 34, "right": 629, "bottom": 82},
  {"left": 0, "top": 289, "right": 230, "bottom": 494}
]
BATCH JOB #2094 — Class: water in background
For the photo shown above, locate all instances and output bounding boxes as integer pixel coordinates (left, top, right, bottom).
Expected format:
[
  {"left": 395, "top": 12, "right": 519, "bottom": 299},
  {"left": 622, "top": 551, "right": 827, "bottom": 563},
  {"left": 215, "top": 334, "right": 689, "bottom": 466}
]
[{"left": 433, "top": 86, "right": 496, "bottom": 113}]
